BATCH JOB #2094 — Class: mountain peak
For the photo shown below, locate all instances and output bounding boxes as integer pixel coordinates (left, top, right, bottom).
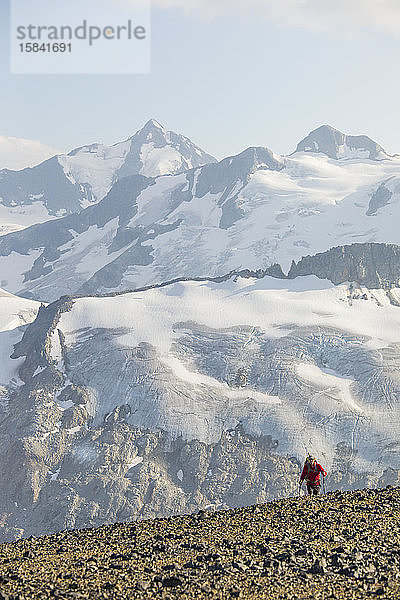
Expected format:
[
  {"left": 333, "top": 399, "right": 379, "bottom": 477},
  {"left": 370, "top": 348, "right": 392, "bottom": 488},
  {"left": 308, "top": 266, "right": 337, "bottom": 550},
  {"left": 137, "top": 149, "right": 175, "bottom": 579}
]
[
  {"left": 119, "top": 120, "right": 216, "bottom": 179},
  {"left": 140, "top": 118, "right": 166, "bottom": 133},
  {"left": 229, "top": 146, "right": 284, "bottom": 173},
  {"left": 295, "top": 125, "right": 387, "bottom": 160},
  {"left": 127, "top": 119, "right": 166, "bottom": 141}
]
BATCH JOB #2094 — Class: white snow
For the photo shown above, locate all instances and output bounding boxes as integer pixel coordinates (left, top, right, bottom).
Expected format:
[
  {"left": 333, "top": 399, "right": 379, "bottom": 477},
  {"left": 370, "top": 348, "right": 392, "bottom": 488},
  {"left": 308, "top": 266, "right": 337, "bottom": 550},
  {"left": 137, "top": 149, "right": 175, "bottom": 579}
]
[
  {"left": 177, "top": 469, "right": 184, "bottom": 481},
  {"left": 140, "top": 143, "right": 186, "bottom": 178},
  {"left": 56, "top": 400, "right": 74, "bottom": 411},
  {"left": 59, "top": 276, "right": 400, "bottom": 354},
  {"left": 117, "top": 150, "right": 400, "bottom": 283},
  {"left": 296, "top": 363, "right": 363, "bottom": 414},
  {"left": 50, "top": 329, "right": 63, "bottom": 364},
  {"left": 0, "top": 122, "right": 212, "bottom": 236},
  {"left": 133, "top": 173, "right": 188, "bottom": 226},
  {"left": 11, "top": 133, "right": 400, "bottom": 300},
  {"left": 336, "top": 145, "right": 371, "bottom": 160},
  {"left": 162, "top": 354, "right": 280, "bottom": 406},
  {"left": 0, "top": 201, "right": 58, "bottom": 236},
  {"left": 0, "top": 289, "right": 39, "bottom": 385},
  {"left": 127, "top": 456, "right": 143, "bottom": 469},
  {"left": 73, "top": 219, "right": 123, "bottom": 277},
  {"left": 58, "top": 140, "right": 131, "bottom": 204},
  {"left": 56, "top": 275, "right": 400, "bottom": 458},
  {"left": 41, "top": 429, "right": 60, "bottom": 441},
  {"left": 0, "top": 249, "right": 42, "bottom": 294},
  {"left": 49, "top": 467, "right": 61, "bottom": 481},
  {"left": 67, "top": 426, "right": 82, "bottom": 435},
  {"left": 32, "top": 366, "right": 46, "bottom": 377}
]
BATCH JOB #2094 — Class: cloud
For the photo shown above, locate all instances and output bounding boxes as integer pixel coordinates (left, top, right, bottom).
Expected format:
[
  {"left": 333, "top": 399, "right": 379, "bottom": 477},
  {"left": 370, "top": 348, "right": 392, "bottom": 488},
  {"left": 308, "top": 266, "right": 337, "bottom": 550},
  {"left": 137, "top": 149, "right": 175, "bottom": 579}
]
[
  {"left": 0, "top": 136, "right": 60, "bottom": 171},
  {"left": 152, "top": 0, "right": 400, "bottom": 36}
]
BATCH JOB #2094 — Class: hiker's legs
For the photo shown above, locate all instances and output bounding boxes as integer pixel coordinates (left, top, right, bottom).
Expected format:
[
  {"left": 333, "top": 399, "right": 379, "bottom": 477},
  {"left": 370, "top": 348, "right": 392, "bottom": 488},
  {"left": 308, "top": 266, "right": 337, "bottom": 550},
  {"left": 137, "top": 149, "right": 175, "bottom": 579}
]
[{"left": 307, "top": 484, "right": 320, "bottom": 496}]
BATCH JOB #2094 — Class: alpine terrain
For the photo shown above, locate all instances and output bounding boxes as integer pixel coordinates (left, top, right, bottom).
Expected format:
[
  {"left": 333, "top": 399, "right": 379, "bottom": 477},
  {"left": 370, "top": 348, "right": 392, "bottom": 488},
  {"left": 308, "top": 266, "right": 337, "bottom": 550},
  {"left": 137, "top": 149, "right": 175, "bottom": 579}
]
[
  {"left": 0, "top": 123, "right": 400, "bottom": 543},
  {"left": 0, "top": 487, "right": 399, "bottom": 599},
  {"left": 0, "top": 125, "right": 400, "bottom": 301},
  {"left": 0, "top": 119, "right": 215, "bottom": 236}
]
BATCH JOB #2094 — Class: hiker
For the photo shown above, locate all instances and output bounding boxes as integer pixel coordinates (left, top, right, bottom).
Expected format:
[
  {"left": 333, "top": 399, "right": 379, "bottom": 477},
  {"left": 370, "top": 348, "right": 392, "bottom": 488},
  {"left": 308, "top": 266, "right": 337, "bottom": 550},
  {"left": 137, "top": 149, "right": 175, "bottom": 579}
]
[{"left": 299, "top": 455, "right": 327, "bottom": 496}]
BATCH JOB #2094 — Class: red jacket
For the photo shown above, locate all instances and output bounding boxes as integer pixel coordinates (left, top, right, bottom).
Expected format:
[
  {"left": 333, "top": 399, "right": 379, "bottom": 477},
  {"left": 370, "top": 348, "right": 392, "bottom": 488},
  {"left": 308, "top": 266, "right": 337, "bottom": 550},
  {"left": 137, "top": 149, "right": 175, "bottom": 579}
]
[{"left": 300, "top": 461, "right": 327, "bottom": 485}]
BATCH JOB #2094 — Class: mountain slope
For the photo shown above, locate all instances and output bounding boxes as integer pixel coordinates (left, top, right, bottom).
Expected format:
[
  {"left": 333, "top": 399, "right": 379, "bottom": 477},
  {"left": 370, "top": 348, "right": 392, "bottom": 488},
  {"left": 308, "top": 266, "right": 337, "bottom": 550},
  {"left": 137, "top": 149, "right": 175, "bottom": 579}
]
[
  {"left": 295, "top": 125, "right": 389, "bottom": 160},
  {"left": 0, "top": 120, "right": 216, "bottom": 234},
  {"left": 1, "top": 133, "right": 400, "bottom": 300},
  {"left": 1, "top": 274, "right": 400, "bottom": 540}
]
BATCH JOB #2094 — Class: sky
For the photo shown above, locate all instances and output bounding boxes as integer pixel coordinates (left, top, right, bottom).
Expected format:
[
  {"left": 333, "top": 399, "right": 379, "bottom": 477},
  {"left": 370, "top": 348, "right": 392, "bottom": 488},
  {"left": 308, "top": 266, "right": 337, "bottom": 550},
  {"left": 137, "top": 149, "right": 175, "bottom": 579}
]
[{"left": 1, "top": 0, "right": 400, "bottom": 159}]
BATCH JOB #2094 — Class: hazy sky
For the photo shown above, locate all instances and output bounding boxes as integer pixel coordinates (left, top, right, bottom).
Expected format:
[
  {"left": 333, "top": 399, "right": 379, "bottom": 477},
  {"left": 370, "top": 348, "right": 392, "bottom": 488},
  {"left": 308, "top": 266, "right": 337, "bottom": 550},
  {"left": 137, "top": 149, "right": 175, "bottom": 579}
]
[{"left": 1, "top": 0, "right": 400, "bottom": 159}]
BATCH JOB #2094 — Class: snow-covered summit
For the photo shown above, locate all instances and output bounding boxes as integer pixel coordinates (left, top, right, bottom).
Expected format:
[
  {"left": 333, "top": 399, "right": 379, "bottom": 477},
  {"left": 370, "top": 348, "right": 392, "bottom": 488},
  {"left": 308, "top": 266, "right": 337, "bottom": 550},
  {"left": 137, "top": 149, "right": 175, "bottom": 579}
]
[
  {"left": 3, "top": 134, "right": 400, "bottom": 301},
  {"left": 117, "top": 118, "right": 217, "bottom": 180},
  {"left": 0, "top": 121, "right": 217, "bottom": 232},
  {"left": 60, "top": 118, "right": 217, "bottom": 201},
  {"left": 295, "top": 125, "right": 388, "bottom": 161}
]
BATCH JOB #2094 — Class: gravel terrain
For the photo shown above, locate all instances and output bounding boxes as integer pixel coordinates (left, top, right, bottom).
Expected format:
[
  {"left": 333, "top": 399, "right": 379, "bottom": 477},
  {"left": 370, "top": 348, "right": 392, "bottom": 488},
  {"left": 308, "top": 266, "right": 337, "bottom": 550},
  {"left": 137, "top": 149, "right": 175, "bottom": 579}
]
[{"left": 0, "top": 487, "right": 399, "bottom": 599}]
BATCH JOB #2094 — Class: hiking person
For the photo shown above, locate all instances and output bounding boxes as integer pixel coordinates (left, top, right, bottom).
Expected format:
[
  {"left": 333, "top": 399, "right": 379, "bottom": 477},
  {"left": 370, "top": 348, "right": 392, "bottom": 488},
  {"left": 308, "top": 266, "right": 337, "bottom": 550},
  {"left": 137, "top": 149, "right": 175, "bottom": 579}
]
[{"left": 299, "top": 454, "right": 327, "bottom": 496}]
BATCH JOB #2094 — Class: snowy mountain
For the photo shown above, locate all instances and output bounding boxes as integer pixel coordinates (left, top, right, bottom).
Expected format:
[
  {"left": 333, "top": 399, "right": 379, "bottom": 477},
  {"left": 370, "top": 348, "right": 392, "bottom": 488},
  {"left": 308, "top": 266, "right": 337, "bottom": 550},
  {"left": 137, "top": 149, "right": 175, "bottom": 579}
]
[
  {"left": 0, "top": 120, "right": 216, "bottom": 235},
  {"left": 0, "top": 135, "right": 59, "bottom": 171},
  {"left": 295, "top": 125, "right": 389, "bottom": 160},
  {"left": 1, "top": 274, "right": 399, "bottom": 540},
  {"left": 1, "top": 123, "right": 400, "bottom": 542},
  {"left": 1, "top": 128, "right": 400, "bottom": 301}
]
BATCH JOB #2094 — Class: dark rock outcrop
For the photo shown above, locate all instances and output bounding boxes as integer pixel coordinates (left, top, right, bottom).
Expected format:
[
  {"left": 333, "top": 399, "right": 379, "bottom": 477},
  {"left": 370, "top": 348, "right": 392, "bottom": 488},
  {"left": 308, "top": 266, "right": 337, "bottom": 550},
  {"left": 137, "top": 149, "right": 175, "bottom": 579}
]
[{"left": 288, "top": 243, "right": 400, "bottom": 288}]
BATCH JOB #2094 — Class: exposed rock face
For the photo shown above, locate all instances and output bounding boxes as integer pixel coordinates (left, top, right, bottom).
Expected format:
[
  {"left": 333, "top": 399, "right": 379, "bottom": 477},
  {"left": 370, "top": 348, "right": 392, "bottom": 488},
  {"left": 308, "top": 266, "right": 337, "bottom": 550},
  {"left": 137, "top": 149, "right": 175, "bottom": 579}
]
[
  {"left": 288, "top": 243, "right": 400, "bottom": 288},
  {"left": 0, "top": 157, "right": 93, "bottom": 216},
  {"left": 295, "top": 125, "right": 388, "bottom": 160},
  {"left": 367, "top": 181, "right": 393, "bottom": 216},
  {"left": 0, "top": 414, "right": 300, "bottom": 543}
]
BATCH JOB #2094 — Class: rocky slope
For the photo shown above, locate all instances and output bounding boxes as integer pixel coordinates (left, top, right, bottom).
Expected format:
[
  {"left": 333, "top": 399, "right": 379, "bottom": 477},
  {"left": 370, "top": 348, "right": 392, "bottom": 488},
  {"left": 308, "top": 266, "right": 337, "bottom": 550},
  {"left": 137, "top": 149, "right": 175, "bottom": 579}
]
[{"left": 1, "top": 486, "right": 400, "bottom": 599}]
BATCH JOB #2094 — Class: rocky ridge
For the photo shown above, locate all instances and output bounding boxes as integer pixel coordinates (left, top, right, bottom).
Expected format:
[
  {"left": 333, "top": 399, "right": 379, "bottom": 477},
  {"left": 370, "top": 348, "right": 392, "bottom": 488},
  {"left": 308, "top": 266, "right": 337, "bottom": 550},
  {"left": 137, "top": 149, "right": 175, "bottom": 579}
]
[
  {"left": 288, "top": 242, "right": 400, "bottom": 289},
  {"left": 0, "top": 487, "right": 400, "bottom": 599},
  {"left": 295, "top": 125, "right": 388, "bottom": 160}
]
